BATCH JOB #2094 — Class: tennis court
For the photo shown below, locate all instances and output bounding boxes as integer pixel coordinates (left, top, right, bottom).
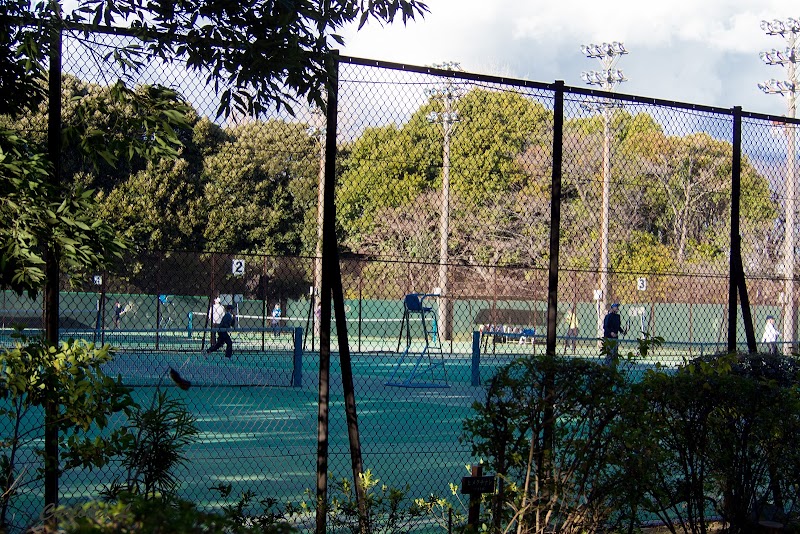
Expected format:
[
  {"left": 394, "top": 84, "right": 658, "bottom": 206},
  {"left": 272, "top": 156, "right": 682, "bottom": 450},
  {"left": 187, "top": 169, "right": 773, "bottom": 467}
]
[
  {"left": 46, "top": 342, "right": 484, "bottom": 529},
  {"left": 0, "top": 295, "right": 768, "bottom": 531}
]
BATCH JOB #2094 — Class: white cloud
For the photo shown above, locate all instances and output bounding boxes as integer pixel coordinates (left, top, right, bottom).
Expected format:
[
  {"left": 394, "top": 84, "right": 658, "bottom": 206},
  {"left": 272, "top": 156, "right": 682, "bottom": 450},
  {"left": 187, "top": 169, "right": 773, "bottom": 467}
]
[{"left": 338, "top": 0, "right": 800, "bottom": 115}]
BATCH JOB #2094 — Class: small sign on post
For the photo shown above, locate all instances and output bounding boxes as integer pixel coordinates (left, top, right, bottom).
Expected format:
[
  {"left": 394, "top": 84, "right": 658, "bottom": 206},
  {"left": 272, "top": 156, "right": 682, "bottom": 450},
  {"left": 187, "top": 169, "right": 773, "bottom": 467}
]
[
  {"left": 232, "top": 258, "right": 245, "bottom": 276},
  {"left": 460, "top": 465, "right": 495, "bottom": 528},
  {"left": 637, "top": 277, "right": 647, "bottom": 291}
]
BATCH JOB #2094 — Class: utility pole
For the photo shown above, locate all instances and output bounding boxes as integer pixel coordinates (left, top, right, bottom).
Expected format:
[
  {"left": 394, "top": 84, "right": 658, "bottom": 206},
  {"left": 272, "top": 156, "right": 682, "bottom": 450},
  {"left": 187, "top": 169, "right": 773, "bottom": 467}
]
[
  {"left": 311, "top": 106, "right": 326, "bottom": 338},
  {"left": 426, "top": 62, "right": 464, "bottom": 342},
  {"left": 759, "top": 18, "right": 800, "bottom": 354},
  {"left": 580, "top": 41, "right": 628, "bottom": 345}
]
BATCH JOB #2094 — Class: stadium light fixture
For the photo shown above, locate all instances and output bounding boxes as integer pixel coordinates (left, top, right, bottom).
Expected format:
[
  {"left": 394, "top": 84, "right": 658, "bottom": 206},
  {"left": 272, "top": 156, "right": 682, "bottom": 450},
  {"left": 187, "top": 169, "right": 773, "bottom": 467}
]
[
  {"left": 581, "top": 41, "right": 628, "bottom": 346},
  {"left": 759, "top": 17, "right": 800, "bottom": 354},
  {"left": 426, "top": 62, "right": 465, "bottom": 342}
]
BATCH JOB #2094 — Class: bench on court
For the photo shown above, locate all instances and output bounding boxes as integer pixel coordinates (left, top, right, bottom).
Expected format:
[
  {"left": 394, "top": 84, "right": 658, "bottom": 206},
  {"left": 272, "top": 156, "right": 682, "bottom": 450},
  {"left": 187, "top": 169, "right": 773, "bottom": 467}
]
[{"left": 474, "top": 308, "right": 550, "bottom": 352}]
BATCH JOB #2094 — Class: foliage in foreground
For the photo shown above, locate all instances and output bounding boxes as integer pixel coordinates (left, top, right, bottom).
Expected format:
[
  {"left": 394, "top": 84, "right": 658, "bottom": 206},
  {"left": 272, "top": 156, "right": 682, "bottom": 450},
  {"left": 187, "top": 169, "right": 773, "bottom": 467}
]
[
  {"left": 462, "top": 353, "right": 630, "bottom": 534},
  {"left": 106, "top": 388, "right": 199, "bottom": 501},
  {"left": 214, "top": 469, "right": 429, "bottom": 534},
  {"left": 32, "top": 494, "right": 295, "bottom": 533},
  {"left": 0, "top": 334, "right": 135, "bottom": 531},
  {"left": 459, "top": 346, "right": 800, "bottom": 534}
]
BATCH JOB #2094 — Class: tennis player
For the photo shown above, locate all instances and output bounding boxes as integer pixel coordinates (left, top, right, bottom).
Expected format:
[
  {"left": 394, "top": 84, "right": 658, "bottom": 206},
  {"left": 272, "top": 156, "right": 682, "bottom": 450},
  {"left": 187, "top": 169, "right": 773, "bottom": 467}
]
[{"left": 206, "top": 304, "right": 235, "bottom": 358}]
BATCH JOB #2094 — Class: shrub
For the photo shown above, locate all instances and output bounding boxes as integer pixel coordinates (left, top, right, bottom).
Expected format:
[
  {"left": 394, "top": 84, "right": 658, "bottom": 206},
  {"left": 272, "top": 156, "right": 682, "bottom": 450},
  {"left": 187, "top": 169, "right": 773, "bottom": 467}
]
[
  {"left": 0, "top": 334, "right": 135, "bottom": 530},
  {"left": 461, "top": 354, "right": 630, "bottom": 533},
  {"left": 30, "top": 494, "right": 295, "bottom": 533}
]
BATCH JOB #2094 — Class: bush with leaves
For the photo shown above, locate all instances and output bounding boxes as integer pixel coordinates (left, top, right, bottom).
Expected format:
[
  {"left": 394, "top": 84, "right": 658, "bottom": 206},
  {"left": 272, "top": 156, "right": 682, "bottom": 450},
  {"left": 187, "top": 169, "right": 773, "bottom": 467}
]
[
  {"left": 411, "top": 474, "right": 472, "bottom": 533},
  {"left": 618, "top": 352, "right": 800, "bottom": 533},
  {"left": 31, "top": 493, "right": 296, "bottom": 533},
  {"left": 325, "top": 469, "right": 426, "bottom": 534},
  {"left": 461, "top": 354, "right": 630, "bottom": 534},
  {"left": 0, "top": 334, "right": 135, "bottom": 531},
  {"left": 212, "top": 483, "right": 303, "bottom": 532},
  {"left": 104, "top": 388, "right": 198, "bottom": 500}
]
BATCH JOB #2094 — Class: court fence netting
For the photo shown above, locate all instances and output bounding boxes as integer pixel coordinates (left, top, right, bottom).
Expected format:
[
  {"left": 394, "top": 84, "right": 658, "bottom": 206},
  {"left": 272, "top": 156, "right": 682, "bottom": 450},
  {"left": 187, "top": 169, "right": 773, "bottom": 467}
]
[{"left": 3, "top": 18, "right": 800, "bottom": 533}]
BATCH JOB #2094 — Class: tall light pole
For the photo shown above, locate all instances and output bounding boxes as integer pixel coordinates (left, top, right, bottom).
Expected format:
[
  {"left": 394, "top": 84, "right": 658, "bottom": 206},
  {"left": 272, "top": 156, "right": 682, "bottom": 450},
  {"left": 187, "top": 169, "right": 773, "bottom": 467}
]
[
  {"left": 310, "top": 107, "right": 326, "bottom": 338},
  {"left": 426, "top": 62, "right": 464, "bottom": 342},
  {"left": 580, "top": 41, "right": 628, "bottom": 344},
  {"left": 760, "top": 18, "right": 800, "bottom": 354}
]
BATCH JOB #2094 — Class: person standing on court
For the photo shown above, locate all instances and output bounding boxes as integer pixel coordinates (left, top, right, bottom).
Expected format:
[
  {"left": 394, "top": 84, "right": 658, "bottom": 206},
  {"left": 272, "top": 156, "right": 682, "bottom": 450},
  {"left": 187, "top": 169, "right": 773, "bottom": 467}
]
[
  {"left": 761, "top": 315, "right": 780, "bottom": 355},
  {"left": 564, "top": 304, "right": 579, "bottom": 354},
  {"left": 271, "top": 302, "right": 282, "bottom": 328},
  {"left": 207, "top": 304, "right": 235, "bottom": 358},
  {"left": 113, "top": 301, "right": 124, "bottom": 329},
  {"left": 209, "top": 297, "right": 225, "bottom": 344},
  {"left": 602, "top": 302, "right": 626, "bottom": 366}
]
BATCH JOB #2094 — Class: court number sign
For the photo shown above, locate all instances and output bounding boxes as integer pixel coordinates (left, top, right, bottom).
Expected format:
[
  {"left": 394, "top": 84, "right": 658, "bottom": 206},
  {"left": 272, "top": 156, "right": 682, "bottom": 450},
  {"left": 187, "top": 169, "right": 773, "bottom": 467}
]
[
  {"left": 232, "top": 259, "right": 245, "bottom": 276},
  {"left": 637, "top": 277, "right": 647, "bottom": 291}
]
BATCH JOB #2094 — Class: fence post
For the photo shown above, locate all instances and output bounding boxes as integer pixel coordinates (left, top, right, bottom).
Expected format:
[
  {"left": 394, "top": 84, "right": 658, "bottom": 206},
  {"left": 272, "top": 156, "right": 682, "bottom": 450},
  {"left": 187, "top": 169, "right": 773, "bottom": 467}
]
[
  {"left": 728, "top": 106, "right": 757, "bottom": 353},
  {"left": 460, "top": 464, "right": 494, "bottom": 527},
  {"left": 293, "top": 327, "right": 303, "bottom": 387},
  {"left": 43, "top": 19, "right": 63, "bottom": 516},
  {"left": 545, "top": 80, "right": 564, "bottom": 356}
]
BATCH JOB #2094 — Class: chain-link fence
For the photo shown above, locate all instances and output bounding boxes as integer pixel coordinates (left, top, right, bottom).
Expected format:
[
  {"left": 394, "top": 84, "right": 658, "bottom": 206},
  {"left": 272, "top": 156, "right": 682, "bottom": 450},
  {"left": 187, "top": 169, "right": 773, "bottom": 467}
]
[{"left": 2, "top": 21, "right": 800, "bottom": 532}]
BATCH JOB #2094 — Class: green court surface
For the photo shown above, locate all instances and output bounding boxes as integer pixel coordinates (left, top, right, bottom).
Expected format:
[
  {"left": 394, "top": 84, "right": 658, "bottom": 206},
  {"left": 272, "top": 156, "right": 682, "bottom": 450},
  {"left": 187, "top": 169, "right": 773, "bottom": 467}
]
[{"left": 9, "top": 347, "right": 486, "bottom": 531}]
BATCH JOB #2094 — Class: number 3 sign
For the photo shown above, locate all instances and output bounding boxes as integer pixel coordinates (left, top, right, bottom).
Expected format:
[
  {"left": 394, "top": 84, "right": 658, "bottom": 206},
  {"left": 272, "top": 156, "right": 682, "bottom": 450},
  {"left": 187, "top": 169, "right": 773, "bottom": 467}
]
[{"left": 232, "top": 259, "right": 245, "bottom": 276}]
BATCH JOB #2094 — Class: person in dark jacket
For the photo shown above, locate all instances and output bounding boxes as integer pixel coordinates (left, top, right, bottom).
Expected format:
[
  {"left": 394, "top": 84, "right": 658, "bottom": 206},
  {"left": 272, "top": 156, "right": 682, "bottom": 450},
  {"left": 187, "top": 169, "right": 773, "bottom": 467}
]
[
  {"left": 206, "top": 304, "right": 235, "bottom": 358},
  {"left": 602, "top": 302, "right": 626, "bottom": 366}
]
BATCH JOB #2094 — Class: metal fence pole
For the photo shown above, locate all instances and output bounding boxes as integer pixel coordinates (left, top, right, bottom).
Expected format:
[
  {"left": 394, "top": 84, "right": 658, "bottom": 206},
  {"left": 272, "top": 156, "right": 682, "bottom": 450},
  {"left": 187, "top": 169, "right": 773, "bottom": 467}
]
[
  {"left": 43, "top": 18, "right": 63, "bottom": 514},
  {"left": 728, "top": 107, "right": 757, "bottom": 353},
  {"left": 546, "top": 81, "right": 564, "bottom": 356}
]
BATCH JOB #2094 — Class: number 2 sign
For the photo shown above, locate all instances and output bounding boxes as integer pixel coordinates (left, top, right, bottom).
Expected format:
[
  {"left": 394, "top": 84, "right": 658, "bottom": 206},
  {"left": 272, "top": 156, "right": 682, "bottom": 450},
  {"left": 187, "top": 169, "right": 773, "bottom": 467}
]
[{"left": 232, "top": 259, "right": 245, "bottom": 276}]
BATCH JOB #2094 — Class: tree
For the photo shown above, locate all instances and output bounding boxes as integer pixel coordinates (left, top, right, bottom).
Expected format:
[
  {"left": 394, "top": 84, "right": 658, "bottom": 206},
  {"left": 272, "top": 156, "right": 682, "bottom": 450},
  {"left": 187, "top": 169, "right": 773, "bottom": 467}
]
[
  {"left": 0, "top": 0, "right": 46, "bottom": 117},
  {"left": 201, "top": 120, "right": 319, "bottom": 255},
  {"left": 0, "top": 72, "right": 193, "bottom": 295},
  {"left": 634, "top": 132, "right": 776, "bottom": 268},
  {"left": 0, "top": 336, "right": 136, "bottom": 529},
  {"left": 337, "top": 88, "right": 551, "bottom": 263},
  {"left": 0, "top": 129, "right": 129, "bottom": 296},
  {"left": 98, "top": 156, "right": 207, "bottom": 251},
  {"left": 74, "top": 0, "right": 430, "bottom": 117}
]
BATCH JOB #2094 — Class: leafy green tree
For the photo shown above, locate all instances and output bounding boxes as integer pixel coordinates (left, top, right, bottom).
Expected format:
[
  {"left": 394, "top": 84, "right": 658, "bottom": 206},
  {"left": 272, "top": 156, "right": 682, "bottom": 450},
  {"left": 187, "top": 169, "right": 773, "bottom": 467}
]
[
  {"left": 0, "top": 130, "right": 129, "bottom": 295},
  {"left": 98, "top": 157, "right": 206, "bottom": 251},
  {"left": 612, "top": 230, "right": 676, "bottom": 303},
  {"left": 201, "top": 120, "right": 319, "bottom": 255},
  {"left": 0, "top": 336, "right": 136, "bottom": 529},
  {"left": 95, "top": 113, "right": 322, "bottom": 255},
  {"left": 338, "top": 89, "right": 551, "bottom": 262},
  {"left": 2, "top": 74, "right": 192, "bottom": 192},
  {"left": 74, "top": 0, "right": 429, "bottom": 117},
  {"left": 452, "top": 89, "right": 551, "bottom": 202},
  {"left": 0, "top": 72, "right": 192, "bottom": 295},
  {"left": 0, "top": 0, "right": 46, "bottom": 117}
]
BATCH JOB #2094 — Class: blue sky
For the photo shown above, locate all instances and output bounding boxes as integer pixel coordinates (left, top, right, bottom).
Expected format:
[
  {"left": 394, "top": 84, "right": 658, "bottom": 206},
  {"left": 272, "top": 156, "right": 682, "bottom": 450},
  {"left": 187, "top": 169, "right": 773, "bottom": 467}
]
[{"left": 339, "top": 0, "right": 800, "bottom": 117}]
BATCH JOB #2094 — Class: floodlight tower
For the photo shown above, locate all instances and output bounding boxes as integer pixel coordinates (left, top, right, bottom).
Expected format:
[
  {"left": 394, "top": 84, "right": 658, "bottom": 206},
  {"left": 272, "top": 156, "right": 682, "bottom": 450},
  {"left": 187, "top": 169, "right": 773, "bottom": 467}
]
[
  {"left": 759, "top": 18, "right": 800, "bottom": 354},
  {"left": 426, "top": 61, "right": 465, "bottom": 342},
  {"left": 580, "top": 41, "right": 628, "bottom": 344}
]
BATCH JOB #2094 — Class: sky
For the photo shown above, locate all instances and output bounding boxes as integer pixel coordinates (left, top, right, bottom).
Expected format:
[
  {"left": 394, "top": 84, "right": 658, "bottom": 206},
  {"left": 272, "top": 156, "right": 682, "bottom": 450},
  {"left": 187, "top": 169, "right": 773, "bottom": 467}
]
[{"left": 337, "top": 0, "right": 800, "bottom": 118}]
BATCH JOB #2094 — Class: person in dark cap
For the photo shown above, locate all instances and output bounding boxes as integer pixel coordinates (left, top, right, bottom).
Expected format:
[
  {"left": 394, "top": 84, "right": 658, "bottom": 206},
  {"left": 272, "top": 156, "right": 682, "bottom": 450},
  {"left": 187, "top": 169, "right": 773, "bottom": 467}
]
[{"left": 602, "top": 302, "right": 626, "bottom": 366}]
